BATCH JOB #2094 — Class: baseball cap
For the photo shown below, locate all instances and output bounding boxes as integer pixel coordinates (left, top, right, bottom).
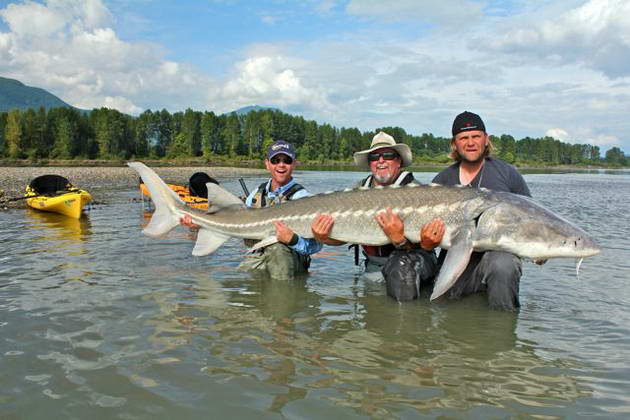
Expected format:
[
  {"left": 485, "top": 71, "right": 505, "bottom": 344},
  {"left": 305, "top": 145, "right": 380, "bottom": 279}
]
[
  {"left": 267, "top": 140, "right": 296, "bottom": 160},
  {"left": 452, "top": 111, "right": 486, "bottom": 136}
]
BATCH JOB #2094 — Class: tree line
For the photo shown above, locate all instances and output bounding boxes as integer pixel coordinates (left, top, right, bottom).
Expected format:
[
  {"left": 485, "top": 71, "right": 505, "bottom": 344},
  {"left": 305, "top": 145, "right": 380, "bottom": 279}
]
[{"left": 0, "top": 106, "right": 627, "bottom": 167}]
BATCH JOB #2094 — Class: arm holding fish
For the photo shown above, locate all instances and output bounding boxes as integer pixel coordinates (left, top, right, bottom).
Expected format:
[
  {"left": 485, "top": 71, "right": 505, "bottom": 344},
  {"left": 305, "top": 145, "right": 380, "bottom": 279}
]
[
  {"left": 311, "top": 214, "right": 346, "bottom": 246},
  {"left": 374, "top": 208, "right": 445, "bottom": 250},
  {"left": 277, "top": 189, "right": 323, "bottom": 255},
  {"left": 180, "top": 214, "right": 200, "bottom": 230},
  {"left": 273, "top": 220, "right": 323, "bottom": 255}
]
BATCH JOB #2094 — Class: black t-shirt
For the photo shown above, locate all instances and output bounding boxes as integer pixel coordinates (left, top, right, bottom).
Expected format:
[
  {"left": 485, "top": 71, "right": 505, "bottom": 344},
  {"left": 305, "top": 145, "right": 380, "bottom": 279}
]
[{"left": 432, "top": 157, "right": 531, "bottom": 197}]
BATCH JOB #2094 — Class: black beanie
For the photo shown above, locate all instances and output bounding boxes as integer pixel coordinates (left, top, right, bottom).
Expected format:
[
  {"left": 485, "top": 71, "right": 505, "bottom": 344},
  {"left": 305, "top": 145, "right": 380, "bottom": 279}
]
[{"left": 452, "top": 111, "right": 486, "bottom": 136}]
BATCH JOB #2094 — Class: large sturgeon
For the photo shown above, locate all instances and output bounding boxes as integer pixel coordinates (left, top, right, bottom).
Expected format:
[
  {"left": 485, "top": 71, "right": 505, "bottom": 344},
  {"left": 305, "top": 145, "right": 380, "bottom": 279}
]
[{"left": 129, "top": 162, "right": 600, "bottom": 300}]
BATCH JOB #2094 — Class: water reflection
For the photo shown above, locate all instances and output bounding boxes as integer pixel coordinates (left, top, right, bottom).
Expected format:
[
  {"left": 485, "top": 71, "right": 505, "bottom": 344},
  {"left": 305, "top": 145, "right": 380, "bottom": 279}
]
[
  {"left": 138, "top": 266, "right": 590, "bottom": 416},
  {"left": 25, "top": 209, "right": 92, "bottom": 243}
]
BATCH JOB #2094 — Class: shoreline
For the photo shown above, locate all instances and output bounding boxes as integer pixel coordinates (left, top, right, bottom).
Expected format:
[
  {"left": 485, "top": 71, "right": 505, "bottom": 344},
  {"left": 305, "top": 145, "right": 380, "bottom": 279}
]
[
  {"left": 0, "top": 166, "right": 267, "bottom": 209},
  {"left": 0, "top": 158, "right": 626, "bottom": 171},
  {"left": 1, "top": 161, "right": 626, "bottom": 209}
]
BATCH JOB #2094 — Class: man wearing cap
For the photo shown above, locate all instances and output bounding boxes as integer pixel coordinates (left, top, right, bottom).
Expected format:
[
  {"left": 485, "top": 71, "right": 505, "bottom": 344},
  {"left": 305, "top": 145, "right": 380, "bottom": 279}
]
[
  {"left": 311, "top": 131, "right": 444, "bottom": 301},
  {"left": 181, "top": 140, "right": 322, "bottom": 281},
  {"left": 432, "top": 111, "right": 532, "bottom": 311}
]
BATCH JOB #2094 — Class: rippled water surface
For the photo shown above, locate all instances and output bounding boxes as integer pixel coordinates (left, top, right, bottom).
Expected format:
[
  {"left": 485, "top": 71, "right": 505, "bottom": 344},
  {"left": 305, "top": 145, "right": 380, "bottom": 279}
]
[{"left": 2, "top": 170, "right": 629, "bottom": 419}]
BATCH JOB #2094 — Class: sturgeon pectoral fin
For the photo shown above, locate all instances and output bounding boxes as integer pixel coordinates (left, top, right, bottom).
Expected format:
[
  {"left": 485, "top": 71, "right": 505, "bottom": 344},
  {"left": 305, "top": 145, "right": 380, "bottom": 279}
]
[
  {"left": 248, "top": 236, "right": 279, "bottom": 253},
  {"left": 192, "top": 229, "right": 230, "bottom": 256},
  {"left": 430, "top": 225, "right": 474, "bottom": 301}
]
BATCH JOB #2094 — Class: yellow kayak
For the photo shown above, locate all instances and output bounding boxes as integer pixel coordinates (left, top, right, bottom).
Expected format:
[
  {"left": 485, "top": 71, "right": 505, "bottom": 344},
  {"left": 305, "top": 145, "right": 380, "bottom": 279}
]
[
  {"left": 139, "top": 172, "right": 218, "bottom": 210},
  {"left": 25, "top": 175, "right": 91, "bottom": 219},
  {"left": 140, "top": 183, "right": 208, "bottom": 209}
]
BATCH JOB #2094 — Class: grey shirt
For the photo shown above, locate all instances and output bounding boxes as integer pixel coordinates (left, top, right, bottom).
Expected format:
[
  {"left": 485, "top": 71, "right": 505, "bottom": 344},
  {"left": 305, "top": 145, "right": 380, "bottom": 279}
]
[{"left": 432, "top": 157, "right": 531, "bottom": 196}]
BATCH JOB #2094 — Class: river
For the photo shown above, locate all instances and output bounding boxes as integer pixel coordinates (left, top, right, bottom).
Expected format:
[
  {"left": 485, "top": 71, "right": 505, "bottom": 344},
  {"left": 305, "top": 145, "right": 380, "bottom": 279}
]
[{"left": 1, "top": 169, "right": 629, "bottom": 419}]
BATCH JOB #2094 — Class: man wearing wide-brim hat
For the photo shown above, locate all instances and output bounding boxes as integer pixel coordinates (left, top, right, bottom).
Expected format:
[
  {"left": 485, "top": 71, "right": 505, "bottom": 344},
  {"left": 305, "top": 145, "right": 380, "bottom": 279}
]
[{"left": 311, "top": 131, "right": 445, "bottom": 302}]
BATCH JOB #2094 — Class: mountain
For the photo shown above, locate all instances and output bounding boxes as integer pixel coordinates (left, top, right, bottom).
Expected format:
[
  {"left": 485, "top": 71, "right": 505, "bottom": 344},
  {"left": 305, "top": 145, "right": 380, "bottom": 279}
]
[
  {"left": 0, "top": 76, "right": 75, "bottom": 112},
  {"left": 230, "top": 105, "right": 279, "bottom": 115}
]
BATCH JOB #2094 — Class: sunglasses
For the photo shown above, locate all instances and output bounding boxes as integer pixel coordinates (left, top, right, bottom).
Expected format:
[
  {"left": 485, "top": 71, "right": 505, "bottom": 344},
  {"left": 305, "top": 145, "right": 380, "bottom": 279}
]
[
  {"left": 367, "top": 151, "right": 399, "bottom": 162},
  {"left": 270, "top": 156, "right": 294, "bottom": 165}
]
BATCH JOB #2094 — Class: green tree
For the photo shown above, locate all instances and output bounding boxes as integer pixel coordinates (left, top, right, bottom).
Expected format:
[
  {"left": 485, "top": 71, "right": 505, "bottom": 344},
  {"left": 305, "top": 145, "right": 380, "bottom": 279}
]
[
  {"left": 0, "top": 112, "right": 7, "bottom": 156},
  {"left": 133, "top": 115, "right": 150, "bottom": 158},
  {"left": 605, "top": 147, "right": 626, "bottom": 166},
  {"left": 21, "top": 108, "right": 38, "bottom": 158},
  {"left": 5, "top": 109, "right": 23, "bottom": 158},
  {"left": 498, "top": 134, "right": 515, "bottom": 162},
  {"left": 243, "top": 111, "right": 262, "bottom": 158},
  {"left": 51, "top": 115, "right": 74, "bottom": 159},
  {"left": 259, "top": 112, "right": 275, "bottom": 159},
  {"left": 201, "top": 111, "right": 222, "bottom": 157},
  {"left": 166, "top": 132, "right": 190, "bottom": 158},
  {"left": 222, "top": 113, "right": 242, "bottom": 157},
  {"left": 183, "top": 108, "right": 202, "bottom": 156}
]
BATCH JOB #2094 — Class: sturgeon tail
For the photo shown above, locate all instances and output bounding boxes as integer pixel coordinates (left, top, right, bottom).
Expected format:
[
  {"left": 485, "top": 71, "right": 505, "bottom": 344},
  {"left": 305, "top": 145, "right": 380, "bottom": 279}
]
[{"left": 128, "top": 162, "right": 183, "bottom": 238}]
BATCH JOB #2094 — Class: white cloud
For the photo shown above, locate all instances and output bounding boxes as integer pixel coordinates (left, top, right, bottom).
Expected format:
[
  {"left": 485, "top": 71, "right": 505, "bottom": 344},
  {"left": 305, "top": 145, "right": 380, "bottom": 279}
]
[
  {"left": 586, "top": 133, "right": 618, "bottom": 147},
  {"left": 220, "top": 54, "right": 331, "bottom": 112},
  {"left": 546, "top": 128, "right": 569, "bottom": 141},
  {"left": 0, "top": 0, "right": 66, "bottom": 36},
  {"left": 0, "top": 0, "right": 214, "bottom": 113},
  {"left": 346, "top": 0, "right": 485, "bottom": 25},
  {"left": 0, "top": 0, "right": 628, "bottom": 153},
  {"left": 481, "top": 0, "right": 630, "bottom": 78},
  {"left": 102, "top": 95, "right": 142, "bottom": 114}
]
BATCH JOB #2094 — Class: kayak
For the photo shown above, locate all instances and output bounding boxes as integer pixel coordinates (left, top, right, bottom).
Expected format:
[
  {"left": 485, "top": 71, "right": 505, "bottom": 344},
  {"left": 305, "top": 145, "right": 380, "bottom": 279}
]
[
  {"left": 140, "top": 183, "right": 208, "bottom": 209},
  {"left": 25, "top": 188, "right": 91, "bottom": 219},
  {"left": 25, "top": 174, "right": 91, "bottom": 219}
]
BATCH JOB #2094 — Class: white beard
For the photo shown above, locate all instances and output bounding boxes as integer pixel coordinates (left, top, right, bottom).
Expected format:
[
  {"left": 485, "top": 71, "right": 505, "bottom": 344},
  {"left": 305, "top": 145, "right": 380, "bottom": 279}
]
[{"left": 373, "top": 172, "right": 395, "bottom": 185}]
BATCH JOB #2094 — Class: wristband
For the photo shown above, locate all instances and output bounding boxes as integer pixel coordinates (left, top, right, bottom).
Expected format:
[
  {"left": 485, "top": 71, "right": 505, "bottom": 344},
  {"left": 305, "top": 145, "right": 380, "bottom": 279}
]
[{"left": 288, "top": 233, "right": 299, "bottom": 246}]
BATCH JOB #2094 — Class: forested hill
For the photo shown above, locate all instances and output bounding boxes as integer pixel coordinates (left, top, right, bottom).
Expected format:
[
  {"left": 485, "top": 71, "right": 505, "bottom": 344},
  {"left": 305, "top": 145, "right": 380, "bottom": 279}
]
[
  {"left": 0, "top": 77, "right": 74, "bottom": 111},
  {"left": 231, "top": 105, "right": 279, "bottom": 115},
  {"left": 1, "top": 105, "right": 627, "bottom": 166},
  {"left": 0, "top": 77, "right": 626, "bottom": 166}
]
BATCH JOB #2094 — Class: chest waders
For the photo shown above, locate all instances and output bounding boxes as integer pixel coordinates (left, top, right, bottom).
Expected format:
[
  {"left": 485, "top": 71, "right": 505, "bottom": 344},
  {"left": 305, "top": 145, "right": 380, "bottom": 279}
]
[
  {"left": 356, "top": 171, "right": 414, "bottom": 267},
  {"left": 241, "top": 181, "right": 311, "bottom": 280}
]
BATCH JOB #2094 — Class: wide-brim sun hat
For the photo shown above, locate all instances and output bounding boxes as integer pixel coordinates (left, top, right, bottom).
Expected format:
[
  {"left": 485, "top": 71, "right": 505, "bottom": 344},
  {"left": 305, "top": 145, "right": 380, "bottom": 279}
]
[{"left": 353, "top": 131, "right": 413, "bottom": 170}]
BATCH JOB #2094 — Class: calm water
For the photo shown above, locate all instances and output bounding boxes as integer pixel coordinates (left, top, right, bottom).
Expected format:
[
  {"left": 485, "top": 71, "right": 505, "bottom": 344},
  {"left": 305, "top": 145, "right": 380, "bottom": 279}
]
[{"left": 1, "top": 170, "right": 629, "bottom": 419}]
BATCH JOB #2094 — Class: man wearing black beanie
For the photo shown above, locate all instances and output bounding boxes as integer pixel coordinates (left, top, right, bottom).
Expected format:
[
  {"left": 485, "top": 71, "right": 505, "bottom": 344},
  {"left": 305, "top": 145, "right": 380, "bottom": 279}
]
[{"left": 432, "top": 111, "right": 533, "bottom": 311}]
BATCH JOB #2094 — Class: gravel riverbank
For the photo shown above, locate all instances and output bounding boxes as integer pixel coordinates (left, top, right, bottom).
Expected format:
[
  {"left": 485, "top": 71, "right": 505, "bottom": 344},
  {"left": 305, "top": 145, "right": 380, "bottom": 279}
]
[{"left": 0, "top": 166, "right": 266, "bottom": 208}]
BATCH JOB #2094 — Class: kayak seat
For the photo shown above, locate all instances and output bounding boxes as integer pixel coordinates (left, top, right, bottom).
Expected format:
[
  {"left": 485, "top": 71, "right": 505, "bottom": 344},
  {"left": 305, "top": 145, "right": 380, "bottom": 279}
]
[
  {"left": 188, "top": 172, "right": 219, "bottom": 198},
  {"left": 29, "top": 175, "right": 73, "bottom": 195}
]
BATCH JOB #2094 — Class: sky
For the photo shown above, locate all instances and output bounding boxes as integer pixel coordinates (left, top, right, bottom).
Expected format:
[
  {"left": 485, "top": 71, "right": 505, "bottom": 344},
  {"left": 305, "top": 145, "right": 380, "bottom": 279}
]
[{"left": 1, "top": 0, "right": 629, "bottom": 153}]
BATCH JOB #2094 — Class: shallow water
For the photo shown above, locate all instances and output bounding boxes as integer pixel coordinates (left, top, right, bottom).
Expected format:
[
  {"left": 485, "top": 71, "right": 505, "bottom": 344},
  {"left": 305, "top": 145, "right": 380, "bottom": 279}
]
[{"left": 1, "top": 170, "right": 629, "bottom": 419}]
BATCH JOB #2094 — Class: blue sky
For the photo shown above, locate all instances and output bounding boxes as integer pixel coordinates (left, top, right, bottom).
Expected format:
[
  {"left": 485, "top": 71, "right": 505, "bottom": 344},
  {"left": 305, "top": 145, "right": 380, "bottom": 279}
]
[{"left": 1, "top": 0, "right": 629, "bottom": 153}]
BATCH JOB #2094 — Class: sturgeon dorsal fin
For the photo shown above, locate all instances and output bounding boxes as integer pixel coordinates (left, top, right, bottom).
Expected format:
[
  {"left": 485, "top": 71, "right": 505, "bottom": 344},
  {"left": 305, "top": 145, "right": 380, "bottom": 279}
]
[{"left": 206, "top": 183, "right": 245, "bottom": 213}]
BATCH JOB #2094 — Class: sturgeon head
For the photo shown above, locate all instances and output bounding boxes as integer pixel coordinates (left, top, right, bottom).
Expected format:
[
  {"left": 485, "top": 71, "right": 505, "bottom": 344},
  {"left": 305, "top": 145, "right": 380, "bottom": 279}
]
[
  {"left": 472, "top": 191, "right": 601, "bottom": 259},
  {"left": 430, "top": 189, "right": 600, "bottom": 301}
]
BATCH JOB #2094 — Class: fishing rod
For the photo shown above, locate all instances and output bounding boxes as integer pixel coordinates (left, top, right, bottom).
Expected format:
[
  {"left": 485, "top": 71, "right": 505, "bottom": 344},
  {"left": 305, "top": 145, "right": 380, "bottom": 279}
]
[{"left": 238, "top": 178, "right": 250, "bottom": 197}]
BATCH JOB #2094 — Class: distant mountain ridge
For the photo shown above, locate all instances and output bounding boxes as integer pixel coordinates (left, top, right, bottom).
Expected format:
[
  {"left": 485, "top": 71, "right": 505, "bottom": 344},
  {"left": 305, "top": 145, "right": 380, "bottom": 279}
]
[
  {"left": 0, "top": 76, "right": 75, "bottom": 111},
  {"left": 230, "top": 105, "right": 279, "bottom": 115}
]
